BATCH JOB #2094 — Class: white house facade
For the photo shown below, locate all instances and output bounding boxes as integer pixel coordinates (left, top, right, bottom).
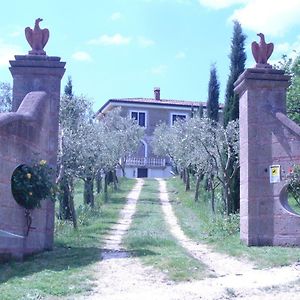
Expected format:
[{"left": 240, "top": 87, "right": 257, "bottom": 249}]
[{"left": 96, "top": 87, "right": 223, "bottom": 178}]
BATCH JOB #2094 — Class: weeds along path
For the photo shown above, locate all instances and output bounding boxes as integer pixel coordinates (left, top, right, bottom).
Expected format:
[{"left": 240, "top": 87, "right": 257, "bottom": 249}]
[
  {"left": 157, "top": 178, "right": 300, "bottom": 297},
  {"left": 158, "top": 178, "right": 255, "bottom": 276}
]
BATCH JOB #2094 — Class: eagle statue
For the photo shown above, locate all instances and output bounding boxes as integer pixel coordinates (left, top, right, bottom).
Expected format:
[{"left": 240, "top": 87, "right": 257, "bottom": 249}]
[
  {"left": 25, "top": 18, "right": 49, "bottom": 55},
  {"left": 251, "top": 33, "right": 274, "bottom": 67}
]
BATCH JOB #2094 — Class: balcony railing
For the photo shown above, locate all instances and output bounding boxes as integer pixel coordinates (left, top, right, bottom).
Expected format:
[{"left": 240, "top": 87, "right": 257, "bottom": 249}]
[{"left": 125, "top": 157, "right": 166, "bottom": 168}]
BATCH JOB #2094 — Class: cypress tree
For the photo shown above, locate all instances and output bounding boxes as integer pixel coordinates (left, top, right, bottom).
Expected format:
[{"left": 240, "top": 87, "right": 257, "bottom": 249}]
[
  {"left": 223, "top": 21, "right": 247, "bottom": 213},
  {"left": 223, "top": 21, "right": 246, "bottom": 127},
  {"left": 207, "top": 63, "right": 220, "bottom": 122},
  {"left": 64, "top": 76, "right": 73, "bottom": 98}
]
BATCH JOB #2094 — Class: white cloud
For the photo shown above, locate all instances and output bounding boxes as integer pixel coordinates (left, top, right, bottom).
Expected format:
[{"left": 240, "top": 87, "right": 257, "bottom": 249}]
[
  {"left": 138, "top": 36, "right": 155, "bottom": 48},
  {"left": 88, "top": 34, "right": 131, "bottom": 46},
  {"left": 72, "top": 51, "right": 92, "bottom": 62},
  {"left": 151, "top": 64, "right": 167, "bottom": 75},
  {"left": 275, "top": 36, "right": 300, "bottom": 58},
  {"left": 175, "top": 51, "right": 186, "bottom": 59},
  {"left": 199, "top": 0, "right": 300, "bottom": 37},
  {"left": 199, "top": 0, "right": 247, "bottom": 9},
  {"left": 0, "top": 39, "right": 22, "bottom": 67},
  {"left": 231, "top": 0, "right": 300, "bottom": 36},
  {"left": 10, "top": 30, "right": 22, "bottom": 37},
  {"left": 111, "top": 12, "right": 122, "bottom": 21}
]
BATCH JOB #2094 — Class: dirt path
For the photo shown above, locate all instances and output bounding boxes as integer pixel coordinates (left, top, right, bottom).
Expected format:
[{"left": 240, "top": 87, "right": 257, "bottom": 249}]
[
  {"left": 158, "top": 178, "right": 255, "bottom": 276},
  {"left": 78, "top": 178, "right": 300, "bottom": 300},
  {"left": 101, "top": 178, "right": 144, "bottom": 257}
]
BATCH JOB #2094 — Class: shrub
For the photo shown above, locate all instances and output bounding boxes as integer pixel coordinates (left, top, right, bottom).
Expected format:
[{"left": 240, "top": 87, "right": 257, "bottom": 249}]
[
  {"left": 287, "top": 165, "right": 300, "bottom": 206},
  {"left": 11, "top": 160, "right": 56, "bottom": 210},
  {"left": 205, "top": 213, "right": 240, "bottom": 239}
]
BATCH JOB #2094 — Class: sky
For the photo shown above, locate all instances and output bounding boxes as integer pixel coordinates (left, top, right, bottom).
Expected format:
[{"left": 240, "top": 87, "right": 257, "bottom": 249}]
[{"left": 0, "top": 0, "right": 300, "bottom": 110}]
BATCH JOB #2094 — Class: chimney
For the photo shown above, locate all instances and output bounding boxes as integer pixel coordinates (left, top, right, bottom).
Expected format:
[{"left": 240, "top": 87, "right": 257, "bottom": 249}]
[{"left": 154, "top": 87, "right": 160, "bottom": 100}]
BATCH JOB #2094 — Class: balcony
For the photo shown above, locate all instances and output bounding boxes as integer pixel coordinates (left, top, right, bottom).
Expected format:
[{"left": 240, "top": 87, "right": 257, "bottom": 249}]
[{"left": 125, "top": 157, "right": 166, "bottom": 168}]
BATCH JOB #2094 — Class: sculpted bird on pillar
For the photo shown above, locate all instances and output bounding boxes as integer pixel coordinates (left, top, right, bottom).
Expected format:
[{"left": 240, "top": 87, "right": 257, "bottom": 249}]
[
  {"left": 251, "top": 33, "right": 274, "bottom": 68},
  {"left": 25, "top": 18, "right": 49, "bottom": 55}
]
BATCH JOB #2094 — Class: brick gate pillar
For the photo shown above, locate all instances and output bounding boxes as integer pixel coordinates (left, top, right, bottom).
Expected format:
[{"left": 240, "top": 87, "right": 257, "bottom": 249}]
[
  {"left": 9, "top": 55, "right": 65, "bottom": 167},
  {"left": 234, "top": 68, "right": 297, "bottom": 246},
  {"left": 0, "top": 55, "right": 66, "bottom": 256}
]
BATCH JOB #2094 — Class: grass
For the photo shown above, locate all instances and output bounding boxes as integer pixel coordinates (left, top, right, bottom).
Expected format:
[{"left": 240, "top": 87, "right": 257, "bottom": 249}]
[
  {"left": 0, "top": 178, "right": 135, "bottom": 300},
  {"left": 288, "top": 196, "right": 300, "bottom": 214},
  {"left": 124, "top": 179, "right": 210, "bottom": 282},
  {"left": 167, "top": 176, "right": 300, "bottom": 268}
]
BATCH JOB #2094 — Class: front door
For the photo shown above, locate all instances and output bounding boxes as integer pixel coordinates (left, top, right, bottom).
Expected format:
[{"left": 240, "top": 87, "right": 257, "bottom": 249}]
[{"left": 137, "top": 168, "right": 148, "bottom": 178}]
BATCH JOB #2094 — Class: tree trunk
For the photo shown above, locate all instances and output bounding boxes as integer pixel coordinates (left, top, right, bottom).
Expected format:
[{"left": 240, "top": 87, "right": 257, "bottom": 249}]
[
  {"left": 84, "top": 177, "right": 94, "bottom": 207},
  {"left": 194, "top": 174, "right": 202, "bottom": 202},
  {"left": 204, "top": 176, "right": 210, "bottom": 191},
  {"left": 112, "top": 170, "right": 118, "bottom": 191},
  {"left": 104, "top": 173, "right": 109, "bottom": 202},
  {"left": 231, "top": 167, "right": 240, "bottom": 213},
  {"left": 68, "top": 180, "right": 77, "bottom": 230},
  {"left": 182, "top": 169, "right": 186, "bottom": 183},
  {"left": 185, "top": 168, "right": 190, "bottom": 191},
  {"left": 224, "top": 183, "right": 231, "bottom": 216},
  {"left": 120, "top": 158, "right": 126, "bottom": 177},
  {"left": 96, "top": 170, "right": 102, "bottom": 194},
  {"left": 59, "top": 176, "right": 72, "bottom": 220},
  {"left": 211, "top": 186, "right": 215, "bottom": 214}
]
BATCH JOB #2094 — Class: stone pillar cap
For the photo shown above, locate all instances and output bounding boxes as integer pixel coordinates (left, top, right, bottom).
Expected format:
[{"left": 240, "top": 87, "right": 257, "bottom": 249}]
[{"left": 234, "top": 68, "right": 290, "bottom": 95}]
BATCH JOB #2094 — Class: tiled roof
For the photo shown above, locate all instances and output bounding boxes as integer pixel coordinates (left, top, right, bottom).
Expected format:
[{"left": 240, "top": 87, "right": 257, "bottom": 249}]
[
  {"left": 110, "top": 97, "right": 205, "bottom": 106},
  {"left": 97, "top": 97, "right": 224, "bottom": 115}
]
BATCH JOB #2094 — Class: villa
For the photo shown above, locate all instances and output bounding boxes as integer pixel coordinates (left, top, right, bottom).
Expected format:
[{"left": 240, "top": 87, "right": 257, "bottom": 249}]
[{"left": 96, "top": 87, "right": 223, "bottom": 178}]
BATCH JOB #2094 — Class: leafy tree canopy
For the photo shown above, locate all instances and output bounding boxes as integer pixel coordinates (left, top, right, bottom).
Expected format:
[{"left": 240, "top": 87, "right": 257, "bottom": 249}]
[
  {"left": 276, "top": 54, "right": 300, "bottom": 124},
  {"left": 0, "top": 82, "right": 12, "bottom": 113}
]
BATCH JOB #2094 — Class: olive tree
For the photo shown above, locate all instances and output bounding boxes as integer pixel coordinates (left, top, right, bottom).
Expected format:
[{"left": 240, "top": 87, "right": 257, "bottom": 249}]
[
  {"left": 0, "top": 82, "right": 12, "bottom": 112},
  {"left": 152, "top": 119, "right": 193, "bottom": 190},
  {"left": 197, "top": 119, "right": 239, "bottom": 214},
  {"left": 100, "top": 107, "right": 144, "bottom": 178},
  {"left": 152, "top": 116, "right": 240, "bottom": 215}
]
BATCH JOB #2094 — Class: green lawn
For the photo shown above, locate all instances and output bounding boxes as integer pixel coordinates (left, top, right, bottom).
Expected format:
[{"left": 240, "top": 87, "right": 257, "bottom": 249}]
[
  {"left": 2, "top": 175, "right": 299, "bottom": 299},
  {"left": 288, "top": 196, "right": 300, "bottom": 214},
  {"left": 167, "top": 176, "right": 300, "bottom": 268},
  {"left": 0, "top": 178, "right": 135, "bottom": 300},
  {"left": 124, "top": 179, "right": 210, "bottom": 281}
]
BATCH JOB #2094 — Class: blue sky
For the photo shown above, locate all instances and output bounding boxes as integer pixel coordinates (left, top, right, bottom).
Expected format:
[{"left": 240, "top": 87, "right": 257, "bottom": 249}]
[{"left": 0, "top": 0, "right": 300, "bottom": 110}]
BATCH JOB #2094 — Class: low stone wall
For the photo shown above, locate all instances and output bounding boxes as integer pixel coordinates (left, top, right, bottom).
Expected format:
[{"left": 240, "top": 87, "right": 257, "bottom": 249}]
[{"left": 272, "top": 112, "right": 300, "bottom": 245}]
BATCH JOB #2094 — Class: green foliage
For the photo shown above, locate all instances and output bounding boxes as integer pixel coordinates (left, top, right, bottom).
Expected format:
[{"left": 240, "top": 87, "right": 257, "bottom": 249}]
[
  {"left": 223, "top": 20, "right": 247, "bottom": 126},
  {"left": 222, "top": 21, "right": 246, "bottom": 213},
  {"left": 64, "top": 76, "right": 73, "bottom": 98},
  {"left": 204, "top": 214, "right": 240, "bottom": 238},
  {"left": 274, "top": 54, "right": 300, "bottom": 124},
  {"left": 287, "top": 56, "right": 300, "bottom": 124},
  {"left": 0, "top": 82, "right": 12, "bottom": 113},
  {"left": 287, "top": 165, "right": 300, "bottom": 205},
  {"left": 207, "top": 63, "right": 220, "bottom": 122},
  {"left": 11, "top": 160, "right": 56, "bottom": 210},
  {"left": 153, "top": 117, "right": 239, "bottom": 215}
]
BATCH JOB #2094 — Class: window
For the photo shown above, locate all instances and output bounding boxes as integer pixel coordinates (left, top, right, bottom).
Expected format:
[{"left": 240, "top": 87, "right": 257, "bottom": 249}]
[
  {"left": 171, "top": 113, "right": 187, "bottom": 125},
  {"left": 131, "top": 111, "right": 146, "bottom": 127}
]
